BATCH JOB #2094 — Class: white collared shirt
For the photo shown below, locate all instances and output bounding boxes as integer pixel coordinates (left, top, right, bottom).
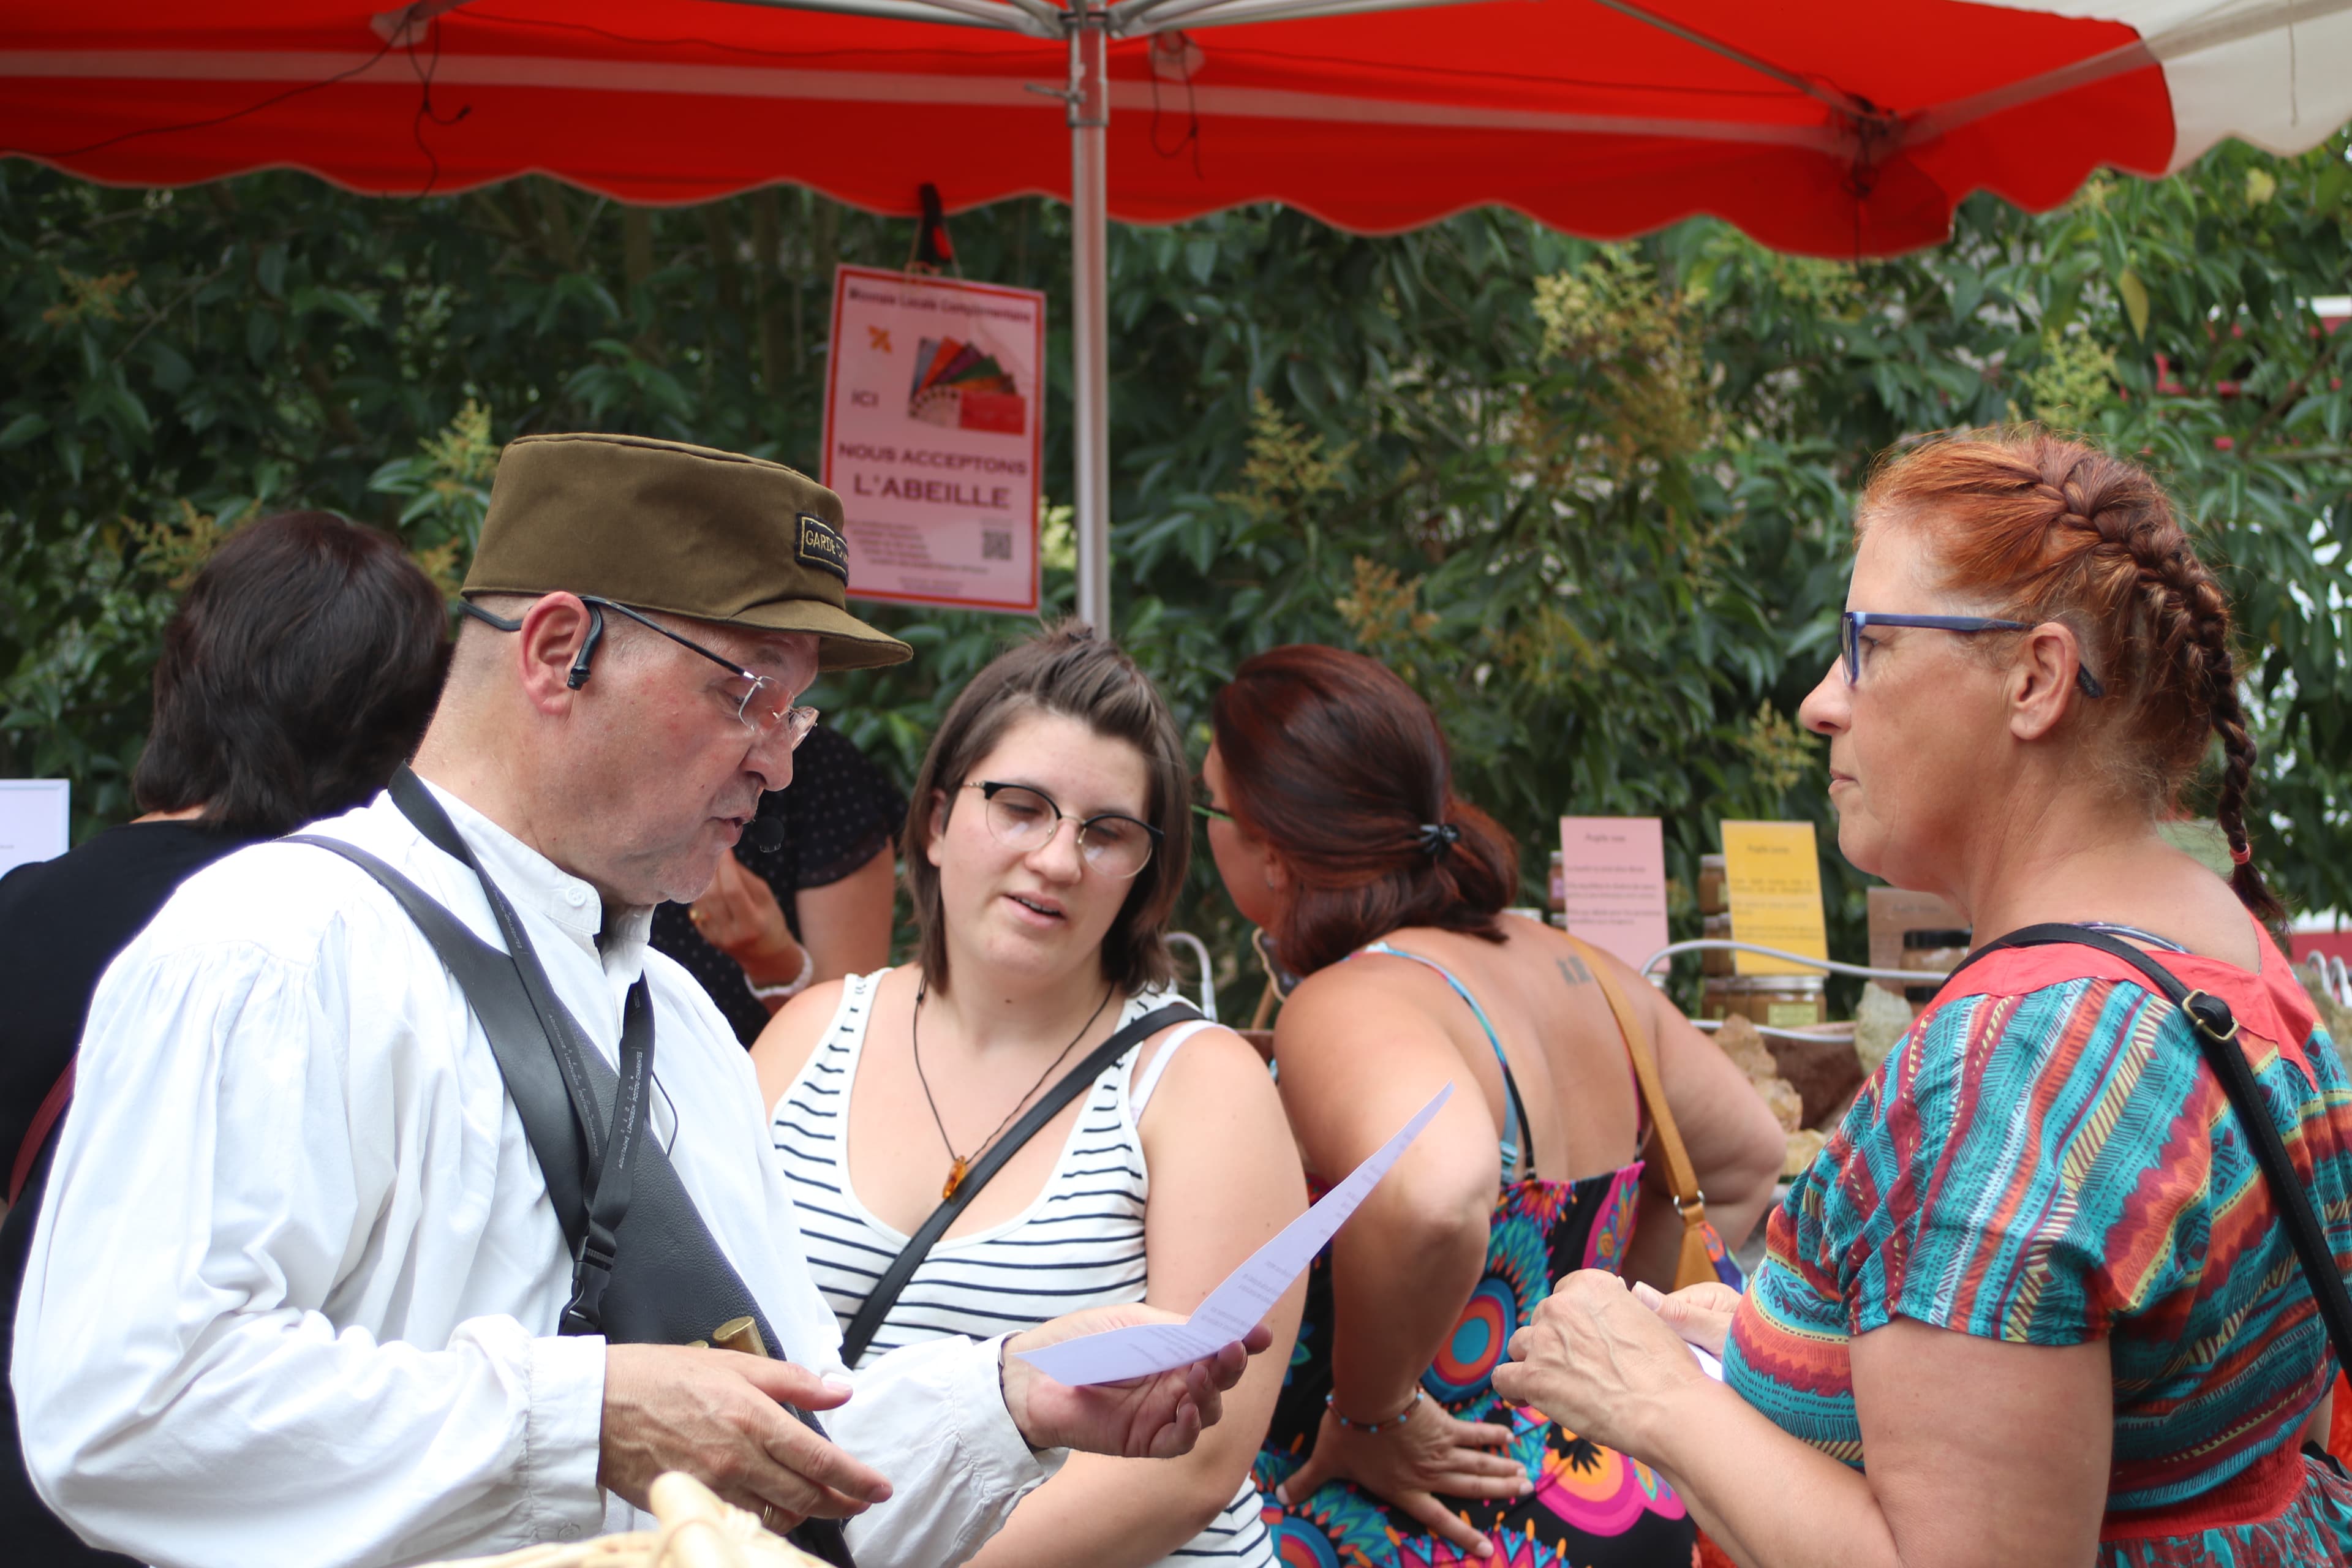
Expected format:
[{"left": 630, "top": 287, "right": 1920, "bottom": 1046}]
[{"left": 13, "top": 783, "right": 1054, "bottom": 1568}]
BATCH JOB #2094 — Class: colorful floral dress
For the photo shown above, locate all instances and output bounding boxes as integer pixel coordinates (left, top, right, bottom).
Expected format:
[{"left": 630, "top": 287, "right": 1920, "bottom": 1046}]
[
  {"left": 1253, "top": 944, "right": 1700, "bottom": 1568},
  {"left": 1730, "top": 925, "right": 2352, "bottom": 1565}
]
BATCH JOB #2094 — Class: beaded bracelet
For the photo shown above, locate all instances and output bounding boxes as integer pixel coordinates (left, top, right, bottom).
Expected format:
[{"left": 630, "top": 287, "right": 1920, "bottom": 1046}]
[{"left": 1325, "top": 1385, "right": 1422, "bottom": 1434}]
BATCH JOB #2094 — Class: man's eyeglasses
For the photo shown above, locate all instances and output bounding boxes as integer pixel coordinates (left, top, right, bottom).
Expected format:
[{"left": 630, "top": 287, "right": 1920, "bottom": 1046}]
[
  {"left": 964, "top": 780, "right": 1161, "bottom": 880},
  {"left": 1839, "top": 611, "right": 2105, "bottom": 698},
  {"left": 460, "top": 597, "right": 821, "bottom": 748}
]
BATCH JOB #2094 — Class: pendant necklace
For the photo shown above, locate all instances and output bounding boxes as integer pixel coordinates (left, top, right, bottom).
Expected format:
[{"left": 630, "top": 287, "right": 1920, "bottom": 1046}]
[{"left": 911, "top": 977, "right": 1117, "bottom": 1200}]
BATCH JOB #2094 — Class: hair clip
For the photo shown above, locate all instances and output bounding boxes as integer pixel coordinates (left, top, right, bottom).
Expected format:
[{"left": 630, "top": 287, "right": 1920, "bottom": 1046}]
[
  {"left": 1417, "top": 821, "right": 1461, "bottom": 857},
  {"left": 2229, "top": 841, "right": 2252, "bottom": 866}
]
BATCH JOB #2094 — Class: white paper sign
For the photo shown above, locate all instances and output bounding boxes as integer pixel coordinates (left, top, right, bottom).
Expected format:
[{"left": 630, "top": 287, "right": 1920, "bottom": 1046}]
[
  {"left": 0, "top": 780, "right": 69, "bottom": 878},
  {"left": 821, "top": 265, "right": 1045, "bottom": 614},
  {"left": 1016, "top": 1084, "right": 1453, "bottom": 1387}
]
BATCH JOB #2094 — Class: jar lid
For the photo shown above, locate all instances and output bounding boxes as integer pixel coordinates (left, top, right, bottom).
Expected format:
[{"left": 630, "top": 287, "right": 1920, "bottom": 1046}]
[{"left": 1725, "top": 974, "right": 1824, "bottom": 993}]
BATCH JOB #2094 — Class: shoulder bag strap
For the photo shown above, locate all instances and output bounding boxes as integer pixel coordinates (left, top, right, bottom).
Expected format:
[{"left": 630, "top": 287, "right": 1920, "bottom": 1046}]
[
  {"left": 285, "top": 832, "right": 650, "bottom": 1333},
  {"left": 382, "top": 769, "right": 662, "bottom": 1332},
  {"left": 1947, "top": 922, "right": 2352, "bottom": 1385},
  {"left": 839, "top": 1001, "right": 1202, "bottom": 1366},
  {"left": 387, "top": 769, "right": 612, "bottom": 1167},
  {"left": 288, "top": 804, "right": 855, "bottom": 1568},
  {"left": 1562, "top": 933, "right": 1716, "bottom": 1290}
]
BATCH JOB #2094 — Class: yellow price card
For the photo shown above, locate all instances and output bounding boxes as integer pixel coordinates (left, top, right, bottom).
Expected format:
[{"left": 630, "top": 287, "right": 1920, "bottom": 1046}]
[{"left": 1721, "top": 821, "right": 1828, "bottom": 976}]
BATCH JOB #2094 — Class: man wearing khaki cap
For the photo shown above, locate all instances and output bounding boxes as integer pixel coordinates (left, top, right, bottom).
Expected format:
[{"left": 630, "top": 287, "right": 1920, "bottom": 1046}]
[{"left": 15, "top": 435, "right": 1262, "bottom": 1568}]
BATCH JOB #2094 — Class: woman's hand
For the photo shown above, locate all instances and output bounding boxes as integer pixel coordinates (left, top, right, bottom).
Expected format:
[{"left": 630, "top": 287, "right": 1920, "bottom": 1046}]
[
  {"left": 1491, "top": 1270, "right": 1713, "bottom": 1459},
  {"left": 690, "top": 851, "right": 807, "bottom": 989},
  {"left": 1273, "top": 1392, "right": 1528, "bottom": 1559},
  {"left": 1629, "top": 1279, "right": 1741, "bottom": 1359}
]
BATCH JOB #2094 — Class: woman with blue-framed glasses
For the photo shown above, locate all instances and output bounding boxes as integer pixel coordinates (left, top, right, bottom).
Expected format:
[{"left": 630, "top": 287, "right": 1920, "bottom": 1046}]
[{"left": 1494, "top": 429, "right": 2352, "bottom": 1568}]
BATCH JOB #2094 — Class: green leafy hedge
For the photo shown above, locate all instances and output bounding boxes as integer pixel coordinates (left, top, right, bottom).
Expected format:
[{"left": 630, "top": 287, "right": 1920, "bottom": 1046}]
[{"left": 4, "top": 139, "right": 2346, "bottom": 1003}]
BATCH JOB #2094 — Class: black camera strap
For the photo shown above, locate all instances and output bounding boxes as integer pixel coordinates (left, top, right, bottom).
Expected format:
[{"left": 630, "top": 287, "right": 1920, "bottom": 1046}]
[{"left": 1944, "top": 923, "right": 2352, "bottom": 1385}]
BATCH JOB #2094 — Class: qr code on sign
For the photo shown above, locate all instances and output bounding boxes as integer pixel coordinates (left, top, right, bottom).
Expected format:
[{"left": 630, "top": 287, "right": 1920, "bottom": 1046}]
[{"left": 981, "top": 529, "right": 1012, "bottom": 562}]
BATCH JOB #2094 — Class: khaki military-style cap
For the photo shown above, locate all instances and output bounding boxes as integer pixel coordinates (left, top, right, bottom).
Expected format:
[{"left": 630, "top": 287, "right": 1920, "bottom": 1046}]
[{"left": 462, "top": 432, "right": 913, "bottom": 672}]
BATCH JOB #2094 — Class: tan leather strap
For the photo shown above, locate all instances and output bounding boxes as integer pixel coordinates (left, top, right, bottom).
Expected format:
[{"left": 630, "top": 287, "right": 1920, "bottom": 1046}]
[
  {"left": 1569, "top": 935, "right": 1718, "bottom": 1285},
  {"left": 1571, "top": 940, "right": 1703, "bottom": 1222}
]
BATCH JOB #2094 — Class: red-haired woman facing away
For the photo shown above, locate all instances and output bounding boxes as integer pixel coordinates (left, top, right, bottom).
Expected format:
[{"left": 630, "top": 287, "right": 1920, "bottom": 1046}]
[
  {"left": 1494, "top": 428, "right": 2352, "bottom": 1567},
  {"left": 1202, "top": 644, "right": 1784, "bottom": 1566}
]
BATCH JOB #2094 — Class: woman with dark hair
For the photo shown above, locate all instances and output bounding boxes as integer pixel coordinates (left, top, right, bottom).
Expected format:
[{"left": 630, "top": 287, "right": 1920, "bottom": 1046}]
[
  {"left": 1493, "top": 429, "right": 2352, "bottom": 1566},
  {"left": 0, "top": 508, "right": 448, "bottom": 1566},
  {"left": 753, "top": 622, "right": 1305, "bottom": 1568},
  {"left": 1202, "top": 643, "right": 1782, "bottom": 1565}
]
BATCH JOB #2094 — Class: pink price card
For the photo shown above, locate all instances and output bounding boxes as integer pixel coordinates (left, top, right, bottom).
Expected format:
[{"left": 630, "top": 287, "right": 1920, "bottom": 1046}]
[
  {"left": 821, "top": 265, "right": 1046, "bottom": 614},
  {"left": 1556, "top": 816, "right": 1670, "bottom": 976}
]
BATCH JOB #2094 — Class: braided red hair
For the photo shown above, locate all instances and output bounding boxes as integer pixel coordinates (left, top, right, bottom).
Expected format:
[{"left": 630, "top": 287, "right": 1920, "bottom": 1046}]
[{"left": 1856, "top": 427, "right": 2282, "bottom": 925}]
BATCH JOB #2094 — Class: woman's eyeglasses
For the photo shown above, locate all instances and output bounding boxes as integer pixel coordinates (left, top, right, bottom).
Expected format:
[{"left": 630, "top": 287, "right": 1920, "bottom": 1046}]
[
  {"left": 1839, "top": 611, "right": 2105, "bottom": 698},
  {"left": 964, "top": 781, "right": 1161, "bottom": 879},
  {"left": 1190, "top": 776, "right": 1234, "bottom": 824}
]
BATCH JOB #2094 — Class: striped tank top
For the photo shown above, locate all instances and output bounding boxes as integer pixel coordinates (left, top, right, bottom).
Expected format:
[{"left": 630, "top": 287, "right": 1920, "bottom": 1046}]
[{"left": 774, "top": 970, "right": 1274, "bottom": 1566}]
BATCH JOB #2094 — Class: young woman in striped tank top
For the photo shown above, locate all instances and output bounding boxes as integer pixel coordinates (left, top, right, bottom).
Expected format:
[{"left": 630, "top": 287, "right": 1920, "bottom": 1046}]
[{"left": 754, "top": 624, "right": 1306, "bottom": 1568}]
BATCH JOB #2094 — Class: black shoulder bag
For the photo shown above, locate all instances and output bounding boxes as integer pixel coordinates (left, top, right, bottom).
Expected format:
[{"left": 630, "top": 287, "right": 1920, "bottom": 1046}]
[
  {"left": 1944, "top": 924, "right": 2352, "bottom": 1385},
  {"left": 290, "top": 767, "right": 854, "bottom": 1566},
  {"left": 837, "top": 1001, "right": 1202, "bottom": 1366}
]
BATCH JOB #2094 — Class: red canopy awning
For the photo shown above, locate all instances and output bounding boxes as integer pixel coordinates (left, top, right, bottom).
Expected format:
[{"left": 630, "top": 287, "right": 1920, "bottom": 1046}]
[
  {"left": 5, "top": 0, "right": 2346, "bottom": 258},
  {"left": 11, "top": 0, "right": 2343, "bottom": 630}
]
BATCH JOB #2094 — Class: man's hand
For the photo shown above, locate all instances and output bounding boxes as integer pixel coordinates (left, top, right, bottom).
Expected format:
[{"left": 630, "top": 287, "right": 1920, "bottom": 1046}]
[
  {"left": 600, "top": 1344, "right": 893, "bottom": 1533},
  {"left": 997, "top": 1304, "right": 1272, "bottom": 1459},
  {"left": 689, "top": 853, "right": 806, "bottom": 989}
]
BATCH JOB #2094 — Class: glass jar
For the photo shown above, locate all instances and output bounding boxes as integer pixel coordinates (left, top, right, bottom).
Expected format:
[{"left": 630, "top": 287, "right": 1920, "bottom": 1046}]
[
  {"left": 1746, "top": 974, "right": 1827, "bottom": 1030},
  {"left": 1697, "top": 853, "right": 1727, "bottom": 917},
  {"left": 1702, "top": 974, "right": 1826, "bottom": 1028},
  {"left": 1901, "top": 927, "right": 1971, "bottom": 1005},
  {"left": 1702, "top": 912, "right": 1735, "bottom": 975}
]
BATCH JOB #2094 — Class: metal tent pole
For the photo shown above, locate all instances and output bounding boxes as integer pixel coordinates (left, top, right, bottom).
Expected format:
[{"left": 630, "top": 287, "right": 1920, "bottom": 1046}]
[{"left": 1067, "top": 7, "right": 1112, "bottom": 634}]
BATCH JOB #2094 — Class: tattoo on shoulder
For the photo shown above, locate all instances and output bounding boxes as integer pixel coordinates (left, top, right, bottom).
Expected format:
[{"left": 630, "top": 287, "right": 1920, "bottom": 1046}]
[{"left": 1555, "top": 955, "right": 1593, "bottom": 988}]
